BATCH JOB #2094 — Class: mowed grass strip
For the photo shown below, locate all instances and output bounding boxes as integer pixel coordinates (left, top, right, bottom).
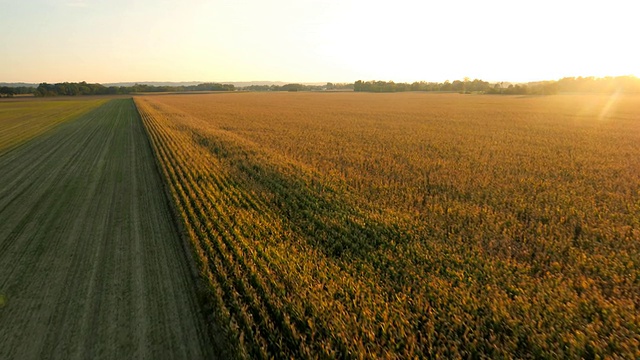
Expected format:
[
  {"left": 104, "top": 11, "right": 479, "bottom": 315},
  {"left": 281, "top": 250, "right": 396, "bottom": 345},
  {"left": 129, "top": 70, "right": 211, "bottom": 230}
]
[
  {"left": 137, "top": 92, "right": 640, "bottom": 359},
  {"left": 0, "top": 99, "right": 215, "bottom": 359},
  {"left": 0, "top": 98, "right": 107, "bottom": 154}
]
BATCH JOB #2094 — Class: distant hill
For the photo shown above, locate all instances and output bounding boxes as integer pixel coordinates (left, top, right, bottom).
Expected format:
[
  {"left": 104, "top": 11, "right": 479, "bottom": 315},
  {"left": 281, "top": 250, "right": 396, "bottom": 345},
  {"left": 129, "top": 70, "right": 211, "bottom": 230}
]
[
  {"left": 103, "top": 81, "right": 324, "bottom": 87},
  {"left": 228, "top": 81, "right": 325, "bottom": 87},
  {"left": 3, "top": 81, "right": 327, "bottom": 88},
  {"left": 103, "top": 81, "right": 205, "bottom": 87},
  {"left": 0, "top": 83, "right": 38, "bottom": 88}
]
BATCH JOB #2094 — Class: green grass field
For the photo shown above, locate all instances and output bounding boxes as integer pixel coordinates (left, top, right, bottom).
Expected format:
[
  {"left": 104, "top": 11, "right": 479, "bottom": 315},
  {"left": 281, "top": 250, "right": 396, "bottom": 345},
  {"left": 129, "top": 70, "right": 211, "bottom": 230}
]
[
  {"left": 0, "top": 98, "right": 215, "bottom": 359},
  {"left": 0, "top": 98, "right": 107, "bottom": 154}
]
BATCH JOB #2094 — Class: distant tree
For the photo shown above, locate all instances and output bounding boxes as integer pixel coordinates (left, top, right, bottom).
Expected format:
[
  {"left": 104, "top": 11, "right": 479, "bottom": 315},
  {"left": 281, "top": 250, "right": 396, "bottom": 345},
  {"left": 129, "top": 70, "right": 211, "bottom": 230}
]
[
  {"left": 463, "top": 77, "right": 470, "bottom": 93},
  {"left": 451, "top": 80, "right": 464, "bottom": 92},
  {"left": 281, "top": 83, "right": 303, "bottom": 92},
  {"left": 0, "top": 86, "right": 16, "bottom": 97},
  {"left": 469, "top": 79, "right": 490, "bottom": 92}
]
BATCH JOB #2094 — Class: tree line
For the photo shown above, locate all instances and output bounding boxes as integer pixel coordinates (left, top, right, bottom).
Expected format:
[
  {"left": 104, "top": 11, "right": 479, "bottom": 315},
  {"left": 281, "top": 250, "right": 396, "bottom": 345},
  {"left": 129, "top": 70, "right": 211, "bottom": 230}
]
[
  {"left": 353, "top": 79, "right": 556, "bottom": 94},
  {"left": 243, "top": 82, "right": 353, "bottom": 92},
  {"left": 30, "top": 82, "right": 352, "bottom": 96},
  {"left": 29, "top": 81, "right": 236, "bottom": 97},
  {"left": 0, "top": 86, "right": 36, "bottom": 97},
  {"left": 3, "top": 82, "right": 352, "bottom": 96},
  {"left": 32, "top": 82, "right": 352, "bottom": 96},
  {"left": 2, "top": 76, "right": 638, "bottom": 97},
  {"left": 354, "top": 76, "right": 640, "bottom": 94}
]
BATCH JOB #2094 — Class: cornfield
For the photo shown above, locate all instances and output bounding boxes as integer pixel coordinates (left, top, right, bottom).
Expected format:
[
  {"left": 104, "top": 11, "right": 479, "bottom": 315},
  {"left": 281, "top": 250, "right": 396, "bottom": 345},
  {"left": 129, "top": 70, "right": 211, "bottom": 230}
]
[{"left": 135, "top": 92, "right": 640, "bottom": 358}]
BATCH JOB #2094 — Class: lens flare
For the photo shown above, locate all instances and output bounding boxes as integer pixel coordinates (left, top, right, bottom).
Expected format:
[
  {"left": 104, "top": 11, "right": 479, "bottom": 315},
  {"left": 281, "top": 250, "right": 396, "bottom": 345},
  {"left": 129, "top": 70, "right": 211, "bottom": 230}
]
[{"left": 599, "top": 90, "right": 620, "bottom": 121}]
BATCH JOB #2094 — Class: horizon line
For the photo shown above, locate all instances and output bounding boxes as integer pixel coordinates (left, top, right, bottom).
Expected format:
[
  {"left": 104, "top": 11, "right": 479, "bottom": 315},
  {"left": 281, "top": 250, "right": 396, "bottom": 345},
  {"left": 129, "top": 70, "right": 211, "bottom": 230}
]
[{"left": 2, "top": 74, "right": 638, "bottom": 86}]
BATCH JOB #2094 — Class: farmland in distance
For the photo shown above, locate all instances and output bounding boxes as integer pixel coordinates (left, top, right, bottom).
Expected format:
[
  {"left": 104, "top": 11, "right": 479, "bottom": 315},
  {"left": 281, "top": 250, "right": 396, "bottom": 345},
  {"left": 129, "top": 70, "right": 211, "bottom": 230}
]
[{"left": 136, "top": 92, "right": 640, "bottom": 358}]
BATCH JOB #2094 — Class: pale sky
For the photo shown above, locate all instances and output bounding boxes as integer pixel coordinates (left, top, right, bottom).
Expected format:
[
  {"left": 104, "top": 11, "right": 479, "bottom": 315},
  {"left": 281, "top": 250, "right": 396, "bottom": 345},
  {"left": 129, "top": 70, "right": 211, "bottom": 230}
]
[{"left": 1, "top": 0, "right": 638, "bottom": 84}]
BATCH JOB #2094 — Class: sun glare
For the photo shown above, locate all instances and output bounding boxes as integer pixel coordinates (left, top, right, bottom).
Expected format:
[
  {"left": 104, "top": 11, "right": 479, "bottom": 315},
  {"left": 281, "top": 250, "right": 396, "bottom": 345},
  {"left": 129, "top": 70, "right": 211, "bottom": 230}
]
[{"left": 599, "top": 91, "right": 621, "bottom": 121}]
